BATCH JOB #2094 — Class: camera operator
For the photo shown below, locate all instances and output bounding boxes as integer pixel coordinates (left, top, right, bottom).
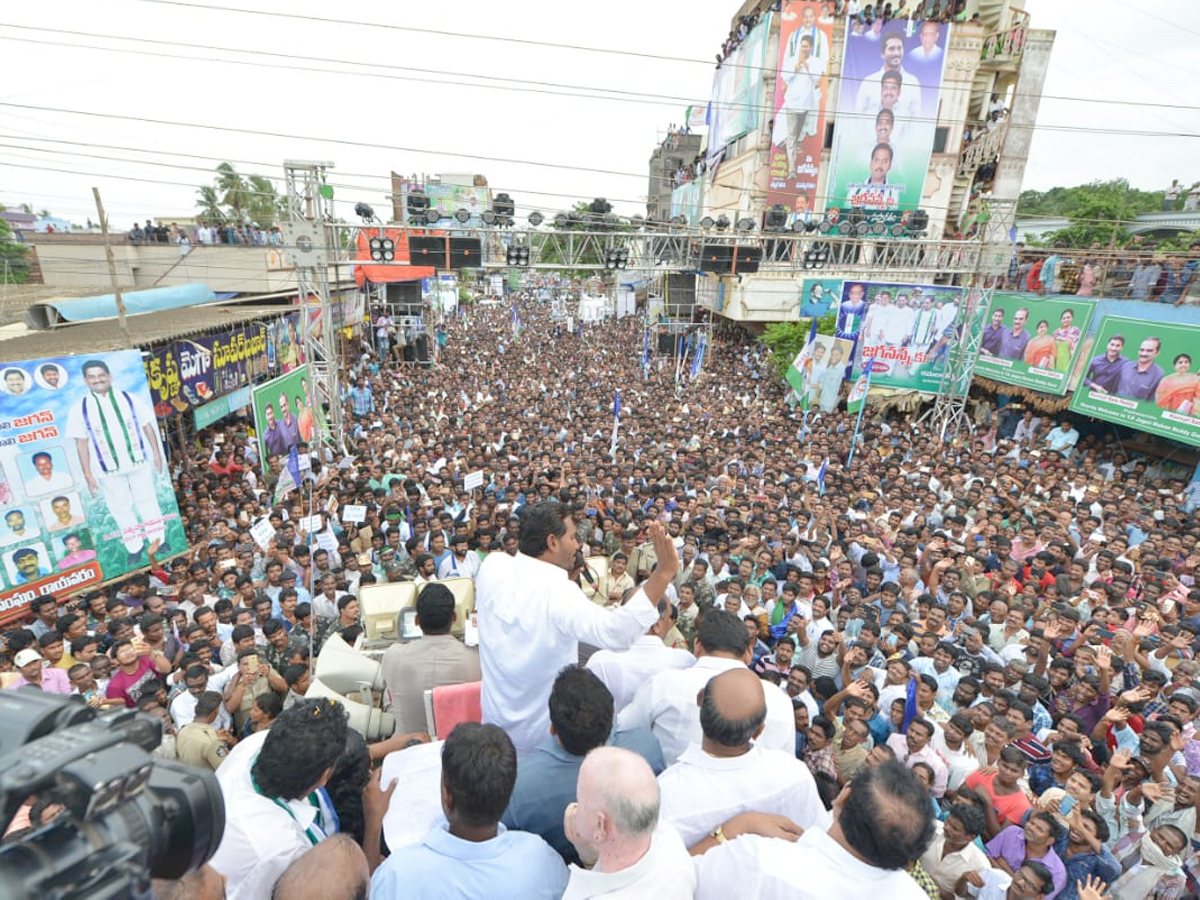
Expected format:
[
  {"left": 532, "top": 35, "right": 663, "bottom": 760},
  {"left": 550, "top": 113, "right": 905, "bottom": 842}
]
[{"left": 208, "top": 697, "right": 347, "bottom": 900}]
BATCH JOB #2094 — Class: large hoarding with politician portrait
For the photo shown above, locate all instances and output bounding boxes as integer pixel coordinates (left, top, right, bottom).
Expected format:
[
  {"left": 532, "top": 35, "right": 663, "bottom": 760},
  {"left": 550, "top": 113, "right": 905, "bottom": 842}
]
[
  {"left": 251, "top": 365, "right": 326, "bottom": 469},
  {"left": 0, "top": 351, "right": 187, "bottom": 624},
  {"left": 827, "top": 20, "right": 951, "bottom": 225},
  {"left": 836, "top": 280, "right": 966, "bottom": 391},
  {"left": 706, "top": 13, "right": 772, "bottom": 163},
  {"left": 1068, "top": 316, "right": 1200, "bottom": 448},
  {"left": 766, "top": 1, "right": 837, "bottom": 220},
  {"left": 975, "top": 294, "right": 1097, "bottom": 395},
  {"left": 799, "top": 278, "right": 843, "bottom": 319}
]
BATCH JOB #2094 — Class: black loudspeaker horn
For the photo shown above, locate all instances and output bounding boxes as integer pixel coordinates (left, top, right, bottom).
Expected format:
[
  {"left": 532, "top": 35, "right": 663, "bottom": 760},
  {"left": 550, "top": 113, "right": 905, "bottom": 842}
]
[{"left": 699, "top": 243, "right": 734, "bottom": 274}]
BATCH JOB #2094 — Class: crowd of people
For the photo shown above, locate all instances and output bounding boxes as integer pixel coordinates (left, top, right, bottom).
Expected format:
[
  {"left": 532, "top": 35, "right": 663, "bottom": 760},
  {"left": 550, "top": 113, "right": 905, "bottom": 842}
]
[
  {"left": 128, "top": 219, "right": 284, "bottom": 248},
  {"left": 2, "top": 295, "right": 1200, "bottom": 899}
]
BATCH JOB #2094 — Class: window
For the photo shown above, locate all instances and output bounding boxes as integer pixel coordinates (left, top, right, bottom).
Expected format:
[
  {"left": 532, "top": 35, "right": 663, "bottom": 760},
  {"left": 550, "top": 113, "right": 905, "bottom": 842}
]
[{"left": 933, "top": 127, "right": 949, "bottom": 154}]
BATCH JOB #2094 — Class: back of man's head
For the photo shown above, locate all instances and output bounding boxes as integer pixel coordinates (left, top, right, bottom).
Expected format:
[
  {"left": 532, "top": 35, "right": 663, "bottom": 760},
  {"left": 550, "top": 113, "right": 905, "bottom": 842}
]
[
  {"left": 579, "top": 746, "right": 660, "bottom": 842},
  {"left": 415, "top": 583, "right": 455, "bottom": 634},
  {"left": 441, "top": 723, "right": 517, "bottom": 829},
  {"left": 271, "top": 833, "right": 368, "bottom": 900},
  {"left": 518, "top": 501, "right": 569, "bottom": 557},
  {"left": 699, "top": 667, "right": 767, "bottom": 749},
  {"left": 194, "top": 691, "right": 223, "bottom": 720},
  {"left": 695, "top": 609, "right": 751, "bottom": 658},
  {"left": 837, "top": 759, "right": 935, "bottom": 869},
  {"left": 549, "top": 666, "right": 614, "bottom": 756},
  {"left": 252, "top": 698, "right": 348, "bottom": 800}
]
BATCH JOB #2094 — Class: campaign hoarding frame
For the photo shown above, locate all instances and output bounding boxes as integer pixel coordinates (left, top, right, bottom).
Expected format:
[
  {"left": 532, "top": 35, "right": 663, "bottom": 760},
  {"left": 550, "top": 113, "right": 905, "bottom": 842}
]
[
  {"left": 251, "top": 365, "right": 327, "bottom": 469},
  {"left": 975, "top": 294, "right": 1096, "bottom": 395}
]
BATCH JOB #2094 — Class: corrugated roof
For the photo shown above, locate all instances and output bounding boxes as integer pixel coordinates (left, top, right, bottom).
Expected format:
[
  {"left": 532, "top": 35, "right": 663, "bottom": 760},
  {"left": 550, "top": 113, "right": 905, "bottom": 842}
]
[{"left": 0, "top": 305, "right": 285, "bottom": 360}]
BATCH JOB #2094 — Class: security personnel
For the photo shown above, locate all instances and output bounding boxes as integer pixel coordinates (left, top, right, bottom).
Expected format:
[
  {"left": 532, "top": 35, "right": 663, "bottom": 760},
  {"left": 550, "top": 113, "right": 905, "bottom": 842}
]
[{"left": 176, "top": 691, "right": 233, "bottom": 771}]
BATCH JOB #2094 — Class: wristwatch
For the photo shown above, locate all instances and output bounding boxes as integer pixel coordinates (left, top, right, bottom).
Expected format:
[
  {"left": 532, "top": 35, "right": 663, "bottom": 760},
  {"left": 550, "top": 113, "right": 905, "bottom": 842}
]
[{"left": 710, "top": 824, "right": 726, "bottom": 844}]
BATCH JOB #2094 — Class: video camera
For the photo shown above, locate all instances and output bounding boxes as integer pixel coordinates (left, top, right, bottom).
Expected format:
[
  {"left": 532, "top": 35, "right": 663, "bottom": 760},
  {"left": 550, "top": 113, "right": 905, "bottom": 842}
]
[{"left": 0, "top": 689, "right": 224, "bottom": 900}]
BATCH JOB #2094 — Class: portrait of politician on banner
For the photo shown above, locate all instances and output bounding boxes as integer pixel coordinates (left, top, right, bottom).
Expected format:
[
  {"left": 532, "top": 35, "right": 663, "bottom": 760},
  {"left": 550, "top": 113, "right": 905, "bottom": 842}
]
[
  {"left": 975, "top": 294, "right": 1096, "bottom": 395},
  {"left": 850, "top": 282, "right": 964, "bottom": 391},
  {"left": 0, "top": 350, "right": 186, "bottom": 620},
  {"left": 827, "top": 21, "right": 950, "bottom": 224},
  {"left": 251, "top": 364, "right": 327, "bottom": 471},
  {"left": 1069, "top": 316, "right": 1200, "bottom": 448}
]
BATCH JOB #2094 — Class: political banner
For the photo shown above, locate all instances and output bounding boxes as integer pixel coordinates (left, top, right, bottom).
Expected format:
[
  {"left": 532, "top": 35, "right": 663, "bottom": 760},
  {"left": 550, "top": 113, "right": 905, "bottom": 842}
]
[
  {"left": 706, "top": 13, "right": 772, "bottom": 161},
  {"left": 799, "top": 278, "right": 843, "bottom": 319},
  {"left": 0, "top": 351, "right": 187, "bottom": 624},
  {"left": 827, "top": 20, "right": 951, "bottom": 225},
  {"left": 251, "top": 365, "right": 326, "bottom": 469},
  {"left": 841, "top": 280, "right": 965, "bottom": 390},
  {"left": 975, "top": 294, "right": 1096, "bottom": 395},
  {"left": 145, "top": 324, "right": 269, "bottom": 418},
  {"left": 767, "top": 1, "right": 836, "bottom": 221},
  {"left": 1068, "top": 316, "right": 1200, "bottom": 448}
]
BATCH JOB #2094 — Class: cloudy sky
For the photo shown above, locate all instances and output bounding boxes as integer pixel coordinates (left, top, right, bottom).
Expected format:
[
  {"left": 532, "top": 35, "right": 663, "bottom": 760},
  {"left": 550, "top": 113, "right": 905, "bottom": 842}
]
[{"left": 0, "top": 0, "right": 1193, "bottom": 225}]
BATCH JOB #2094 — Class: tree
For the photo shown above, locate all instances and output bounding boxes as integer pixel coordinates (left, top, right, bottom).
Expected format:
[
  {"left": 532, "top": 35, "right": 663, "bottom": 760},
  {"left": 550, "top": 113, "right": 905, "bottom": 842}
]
[
  {"left": 1018, "top": 179, "right": 1161, "bottom": 248},
  {"left": 245, "top": 175, "right": 285, "bottom": 229},
  {"left": 195, "top": 184, "right": 225, "bottom": 224},
  {"left": 760, "top": 315, "right": 837, "bottom": 381},
  {"left": 0, "top": 216, "right": 30, "bottom": 283},
  {"left": 215, "top": 162, "right": 252, "bottom": 223}
]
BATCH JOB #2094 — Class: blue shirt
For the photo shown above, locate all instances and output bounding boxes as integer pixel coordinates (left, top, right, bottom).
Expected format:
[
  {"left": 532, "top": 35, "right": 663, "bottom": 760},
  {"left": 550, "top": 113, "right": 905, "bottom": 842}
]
[
  {"left": 502, "top": 729, "right": 664, "bottom": 864},
  {"left": 1116, "top": 361, "right": 1165, "bottom": 402},
  {"left": 370, "top": 822, "right": 567, "bottom": 900}
]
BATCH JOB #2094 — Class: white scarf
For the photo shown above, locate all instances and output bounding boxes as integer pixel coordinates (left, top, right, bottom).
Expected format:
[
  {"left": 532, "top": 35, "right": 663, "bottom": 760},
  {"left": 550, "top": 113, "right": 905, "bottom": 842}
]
[{"left": 1112, "top": 833, "right": 1183, "bottom": 900}]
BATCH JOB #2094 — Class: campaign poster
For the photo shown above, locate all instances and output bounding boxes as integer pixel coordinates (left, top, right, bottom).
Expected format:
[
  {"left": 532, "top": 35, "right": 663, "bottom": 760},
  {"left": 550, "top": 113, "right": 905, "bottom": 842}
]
[
  {"left": 767, "top": 1, "right": 836, "bottom": 221},
  {"left": 847, "top": 281, "right": 964, "bottom": 390},
  {"left": 251, "top": 365, "right": 326, "bottom": 468},
  {"left": 706, "top": 14, "right": 772, "bottom": 161},
  {"left": 827, "top": 20, "right": 951, "bottom": 225},
  {"left": 975, "top": 294, "right": 1097, "bottom": 396},
  {"left": 144, "top": 324, "right": 269, "bottom": 417},
  {"left": 790, "top": 333, "right": 856, "bottom": 412},
  {"left": 1068, "top": 316, "right": 1200, "bottom": 448},
  {"left": 799, "top": 278, "right": 843, "bottom": 319},
  {"left": 0, "top": 351, "right": 187, "bottom": 624}
]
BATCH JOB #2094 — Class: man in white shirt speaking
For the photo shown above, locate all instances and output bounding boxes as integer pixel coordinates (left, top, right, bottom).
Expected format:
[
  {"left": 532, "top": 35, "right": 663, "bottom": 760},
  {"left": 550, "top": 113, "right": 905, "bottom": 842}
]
[
  {"left": 657, "top": 667, "right": 830, "bottom": 847},
  {"left": 693, "top": 759, "right": 935, "bottom": 900},
  {"left": 476, "top": 502, "right": 679, "bottom": 756}
]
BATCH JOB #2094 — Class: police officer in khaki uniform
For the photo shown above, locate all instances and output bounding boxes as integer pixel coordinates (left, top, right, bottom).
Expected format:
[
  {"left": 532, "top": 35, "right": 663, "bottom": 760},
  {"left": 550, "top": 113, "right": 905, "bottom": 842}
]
[{"left": 176, "top": 691, "right": 233, "bottom": 771}]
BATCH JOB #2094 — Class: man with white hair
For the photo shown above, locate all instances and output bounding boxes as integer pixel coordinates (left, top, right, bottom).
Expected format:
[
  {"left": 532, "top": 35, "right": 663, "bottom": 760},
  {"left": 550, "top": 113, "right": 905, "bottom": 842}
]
[{"left": 562, "top": 746, "right": 695, "bottom": 899}]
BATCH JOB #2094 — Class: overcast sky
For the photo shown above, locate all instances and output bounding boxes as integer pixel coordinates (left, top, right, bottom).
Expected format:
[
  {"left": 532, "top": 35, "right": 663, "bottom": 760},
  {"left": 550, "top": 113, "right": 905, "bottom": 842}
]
[{"left": 1, "top": 0, "right": 1194, "bottom": 224}]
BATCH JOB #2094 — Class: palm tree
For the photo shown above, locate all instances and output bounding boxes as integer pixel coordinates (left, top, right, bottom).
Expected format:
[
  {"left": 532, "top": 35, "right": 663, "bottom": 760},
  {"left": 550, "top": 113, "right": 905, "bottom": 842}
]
[
  {"left": 215, "top": 162, "right": 251, "bottom": 223},
  {"left": 246, "top": 174, "right": 285, "bottom": 228},
  {"left": 195, "top": 185, "right": 225, "bottom": 224}
]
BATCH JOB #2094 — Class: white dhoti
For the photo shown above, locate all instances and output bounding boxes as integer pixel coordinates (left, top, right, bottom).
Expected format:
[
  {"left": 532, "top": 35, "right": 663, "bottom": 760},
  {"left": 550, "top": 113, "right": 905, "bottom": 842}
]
[{"left": 99, "top": 464, "right": 166, "bottom": 553}]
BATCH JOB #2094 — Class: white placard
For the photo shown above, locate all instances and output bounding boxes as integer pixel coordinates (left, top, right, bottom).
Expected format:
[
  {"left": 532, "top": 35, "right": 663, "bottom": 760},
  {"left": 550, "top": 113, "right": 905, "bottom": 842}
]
[
  {"left": 316, "top": 532, "right": 339, "bottom": 554},
  {"left": 297, "top": 452, "right": 312, "bottom": 472},
  {"left": 342, "top": 504, "right": 367, "bottom": 524},
  {"left": 298, "top": 515, "right": 320, "bottom": 533},
  {"left": 250, "top": 517, "right": 275, "bottom": 552},
  {"left": 463, "top": 470, "right": 484, "bottom": 492}
]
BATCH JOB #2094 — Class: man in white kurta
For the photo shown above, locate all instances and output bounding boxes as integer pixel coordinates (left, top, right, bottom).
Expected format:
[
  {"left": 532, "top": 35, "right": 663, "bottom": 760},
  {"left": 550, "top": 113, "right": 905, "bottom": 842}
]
[
  {"left": 657, "top": 669, "right": 830, "bottom": 847},
  {"left": 692, "top": 760, "right": 934, "bottom": 900},
  {"left": 616, "top": 610, "right": 794, "bottom": 765},
  {"left": 586, "top": 617, "right": 696, "bottom": 713},
  {"left": 476, "top": 507, "right": 678, "bottom": 756},
  {"left": 67, "top": 358, "right": 166, "bottom": 560}
]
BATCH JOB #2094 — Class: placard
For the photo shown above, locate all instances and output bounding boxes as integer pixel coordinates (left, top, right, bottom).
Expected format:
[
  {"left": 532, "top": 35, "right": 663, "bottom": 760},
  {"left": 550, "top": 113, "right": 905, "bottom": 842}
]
[
  {"left": 342, "top": 504, "right": 367, "bottom": 524},
  {"left": 463, "top": 470, "right": 485, "bottom": 492},
  {"left": 250, "top": 517, "right": 276, "bottom": 552}
]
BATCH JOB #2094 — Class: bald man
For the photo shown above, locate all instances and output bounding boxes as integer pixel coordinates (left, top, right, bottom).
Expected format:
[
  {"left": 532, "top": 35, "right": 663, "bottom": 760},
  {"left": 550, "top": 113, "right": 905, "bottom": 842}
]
[
  {"left": 563, "top": 746, "right": 695, "bottom": 898},
  {"left": 656, "top": 668, "right": 830, "bottom": 847},
  {"left": 271, "top": 834, "right": 369, "bottom": 900}
]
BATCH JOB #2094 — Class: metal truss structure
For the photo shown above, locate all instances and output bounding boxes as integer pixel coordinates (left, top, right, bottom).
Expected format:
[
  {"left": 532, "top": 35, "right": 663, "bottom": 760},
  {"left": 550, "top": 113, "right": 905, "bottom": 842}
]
[{"left": 282, "top": 160, "right": 344, "bottom": 448}]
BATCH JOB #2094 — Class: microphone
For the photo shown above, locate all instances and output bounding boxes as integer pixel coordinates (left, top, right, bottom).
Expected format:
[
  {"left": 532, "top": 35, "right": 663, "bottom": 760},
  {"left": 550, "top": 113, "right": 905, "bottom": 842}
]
[{"left": 574, "top": 549, "right": 596, "bottom": 587}]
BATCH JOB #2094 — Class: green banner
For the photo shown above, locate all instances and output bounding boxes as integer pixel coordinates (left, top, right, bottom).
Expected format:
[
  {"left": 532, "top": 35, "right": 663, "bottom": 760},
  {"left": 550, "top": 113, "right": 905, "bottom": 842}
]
[
  {"left": 1068, "top": 315, "right": 1200, "bottom": 448},
  {"left": 975, "top": 294, "right": 1097, "bottom": 395},
  {"left": 799, "top": 278, "right": 843, "bottom": 319},
  {"left": 193, "top": 386, "right": 252, "bottom": 430},
  {"left": 250, "top": 365, "right": 327, "bottom": 468}
]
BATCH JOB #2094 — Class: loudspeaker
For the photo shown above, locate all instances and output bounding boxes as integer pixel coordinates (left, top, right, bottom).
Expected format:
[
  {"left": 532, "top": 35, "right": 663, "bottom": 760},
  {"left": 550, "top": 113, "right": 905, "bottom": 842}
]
[
  {"left": 657, "top": 332, "right": 675, "bottom": 353},
  {"left": 699, "top": 243, "right": 734, "bottom": 274},
  {"left": 734, "top": 246, "right": 762, "bottom": 274},
  {"left": 316, "top": 632, "right": 386, "bottom": 696},
  {"left": 307, "top": 677, "right": 396, "bottom": 742},
  {"left": 385, "top": 280, "right": 423, "bottom": 318},
  {"left": 361, "top": 581, "right": 419, "bottom": 643},
  {"left": 408, "top": 236, "right": 445, "bottom": 267},
  {"left": 449, "top": 237, "right": 483, "bottom": 269},
  {"left": 437, "top": 577, "right": 476, "bottom": 638}
]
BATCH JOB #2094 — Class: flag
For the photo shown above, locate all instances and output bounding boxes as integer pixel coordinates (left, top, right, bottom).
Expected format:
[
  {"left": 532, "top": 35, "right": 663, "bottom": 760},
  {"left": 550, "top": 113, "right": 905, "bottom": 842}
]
[
  {"left": 816, "top": 458, "right": 828, "bottom": 496},
  {"left": 274, "top": 446, "right": 302, "bottom": 504},
  {"left": 511, "top": 302, "right": 522, "bottom": 339},
  {"left": 846, "top": 365, "right": 873, "bottom": 415},
  {"left": 901, "top": 676, "right": 919, "bottom": 733},
  {"left": 609, "top": 390, "right": 621, "bottom": 458},
  {"left": 641, "top": 326, "right": 650, "bottom": 378},
  {"left": 690, "top": 333, "right": 706, "bottom": 379},
  {"left": 785, "top": 318, "right": 820, "bottom": 408}
]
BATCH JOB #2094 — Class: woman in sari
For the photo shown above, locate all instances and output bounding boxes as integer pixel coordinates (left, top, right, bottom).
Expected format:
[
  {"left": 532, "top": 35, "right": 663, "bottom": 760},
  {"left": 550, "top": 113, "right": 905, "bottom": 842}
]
[
  {"left": 1024, "top": 320, "right": 1056, "bottom": 369},
  {"left": 1155, "top": 352, "right": 1198, "bottom": 413},
  {"left": 1052, "top": 308, "right": 1082, "bottom": 373}
]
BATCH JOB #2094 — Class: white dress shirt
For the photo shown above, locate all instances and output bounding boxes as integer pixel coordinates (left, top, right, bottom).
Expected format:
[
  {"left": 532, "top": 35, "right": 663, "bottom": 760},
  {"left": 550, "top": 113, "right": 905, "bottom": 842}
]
[
  {"left": 586, "top": 635, "right": 696, "bottom": 713},
  {"left": 693, "top": 826, "right": 930, "bottom": 900},
  {"left": 658, "top": 744, "right": 831, "bottom": 847},
  {"left": 932, "top": 728, "right": 980, "bottom": 793},
  {"left": 169, "top": 688, "right": 232, "bottom": 732},
  {"left": 476, "top": 551, "right": 660, "bottom": 756},
  {"left": 437, "top": 550, "right": 481, "bottom": 580},
  {"left": 563, "top": 823, "right": 695, "bottom": 900},
  {"left": 208, "top": 731, "right": 324, "bottom": 900},
  {"left": 919, "top": 819, "right": 991, "bottom": 898},
  {"left": 616, "top": 657, "right": 795, "bottom": 765}
]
